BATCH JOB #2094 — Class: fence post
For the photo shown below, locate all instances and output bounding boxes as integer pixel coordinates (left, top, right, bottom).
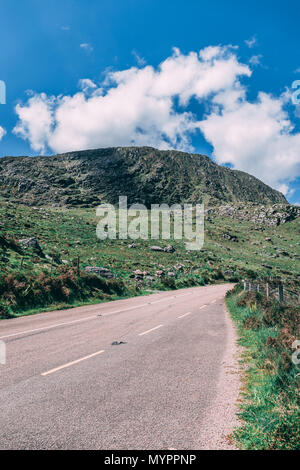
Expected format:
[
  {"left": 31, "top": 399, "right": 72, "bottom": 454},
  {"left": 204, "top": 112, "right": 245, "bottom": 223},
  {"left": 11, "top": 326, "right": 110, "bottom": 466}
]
[
  {"left": 248, "top": 282, "right": 251, "bottom": 292},
  {"left": 243, "top": 280, "right": 246, "bottom": 291},
  {"left": 257, "top": 284, "right": 260, "bottom": 293},
  {"left": 278, "top": 284, "right": 284, "bottom": 303},
  {"left": 266, "top": 282, "right": 270, "bottom": 299}
]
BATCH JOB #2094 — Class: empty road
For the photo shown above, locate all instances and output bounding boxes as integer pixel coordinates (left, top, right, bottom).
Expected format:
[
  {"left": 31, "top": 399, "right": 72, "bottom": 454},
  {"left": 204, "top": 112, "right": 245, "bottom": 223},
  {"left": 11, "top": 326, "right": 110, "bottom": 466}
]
[{"left": 0, "top": 284, "right": 240, "bottom": 450}]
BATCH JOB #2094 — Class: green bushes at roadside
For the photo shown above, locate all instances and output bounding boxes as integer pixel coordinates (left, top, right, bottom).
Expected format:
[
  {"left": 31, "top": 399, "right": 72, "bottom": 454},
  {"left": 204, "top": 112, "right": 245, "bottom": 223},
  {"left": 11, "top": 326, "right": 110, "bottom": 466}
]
[
  {"left": 0, "top": 267, "right": 128, "bottom": 318},
  {"left": 226, "top": 285, "right": 300, "bottom": 450}
]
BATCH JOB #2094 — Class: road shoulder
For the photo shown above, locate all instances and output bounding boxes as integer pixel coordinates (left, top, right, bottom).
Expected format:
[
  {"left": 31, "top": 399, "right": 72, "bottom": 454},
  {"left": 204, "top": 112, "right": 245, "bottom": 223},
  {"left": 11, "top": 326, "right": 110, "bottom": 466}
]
[{"left": 198, "top": 302, "right": 241, "bottom": 450}]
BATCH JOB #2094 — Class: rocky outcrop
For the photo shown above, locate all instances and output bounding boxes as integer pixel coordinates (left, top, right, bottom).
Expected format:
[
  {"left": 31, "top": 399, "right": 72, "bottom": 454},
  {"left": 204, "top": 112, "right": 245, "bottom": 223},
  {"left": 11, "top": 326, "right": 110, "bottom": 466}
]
[
  {"left": 0, "top": 147, "right": 287, "bottom": 208},
  {"left": 84, "top": 266, "right": 114, "bottom": 278},
  {"left": 206, "top": 203, "right": 300, "bottom": 226},
  {"left": 19, "top": 237, "right": 41, "bottom": 249},
  {"left": 149, "top": 244, "right": 176, "bottom": 253}
]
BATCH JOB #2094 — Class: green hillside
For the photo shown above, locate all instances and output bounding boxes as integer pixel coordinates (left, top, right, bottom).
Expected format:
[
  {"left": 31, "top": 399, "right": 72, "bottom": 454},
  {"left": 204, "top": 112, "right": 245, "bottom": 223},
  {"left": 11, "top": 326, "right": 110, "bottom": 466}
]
[{"left": 0, "top": 198, "right": 299, "bottom": 318}]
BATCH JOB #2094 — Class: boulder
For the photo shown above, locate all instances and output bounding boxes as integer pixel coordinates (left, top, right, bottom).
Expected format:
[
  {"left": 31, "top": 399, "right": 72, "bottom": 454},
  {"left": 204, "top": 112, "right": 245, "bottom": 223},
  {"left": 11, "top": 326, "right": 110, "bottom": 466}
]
[
  {"left": 150, "top": 246, "right": 164, "bottom": 252},
  {"left": 155, "top": 270, "right": 164, "bottom": 277},
  {"left": 19, "top": 237, "right": 42, "bottom": 251},
  {"left": 222, "top": 233, "right": 238, "bottom": 242},
  {"left": 164, "top": 244, "right": 176, "bottom": 253},
  {"left": 174, "top": 263, "right": 184, "bottom": 271},
  {"left": 84, "top": 266, "right": 114, "bottom": 278},
  {"left": 224, "top": 270, "right": 235, "bottom": 276}
]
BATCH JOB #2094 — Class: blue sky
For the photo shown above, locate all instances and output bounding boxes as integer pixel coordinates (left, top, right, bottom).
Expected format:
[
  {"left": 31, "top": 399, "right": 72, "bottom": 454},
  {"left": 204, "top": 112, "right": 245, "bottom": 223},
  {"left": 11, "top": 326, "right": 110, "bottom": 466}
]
[{"left": 0, "top": 0, "right": 300, "bottom": 203}]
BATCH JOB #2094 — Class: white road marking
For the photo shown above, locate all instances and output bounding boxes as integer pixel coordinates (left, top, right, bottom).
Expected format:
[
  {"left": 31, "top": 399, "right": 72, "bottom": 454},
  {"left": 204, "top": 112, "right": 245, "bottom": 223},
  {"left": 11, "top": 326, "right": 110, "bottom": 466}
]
[
  {"left": 138, "top": 324, "right": 163, "bottom": 336},
  {"left": 211, "top": 299, "right": 216, "bottom": 304},
  {"left": 150, "top": 293, "right": 191, "bottom": 304},
  {"left": 0, "top": 315, "right": 97, "bottom": 340},
  {"left": 106, "top": 303, "right": 149, "bottom": 315},
  {"left": 0, "top": 302, "right": 150, "bottom": 340},
  {"left": 150, "top": 299, "right": 171, "bottom": 304},
  {"left": 41, "top": 350, "right": 105, "bottom": 376},
  {"left": 199, "top": 304, "right": 207, "bottom": 310},
  {"left": 1, "top": 292, "right": 199, "bottom": 340},
  {"left": 178, "top": 312, "right": 192, "bottom": 319}
]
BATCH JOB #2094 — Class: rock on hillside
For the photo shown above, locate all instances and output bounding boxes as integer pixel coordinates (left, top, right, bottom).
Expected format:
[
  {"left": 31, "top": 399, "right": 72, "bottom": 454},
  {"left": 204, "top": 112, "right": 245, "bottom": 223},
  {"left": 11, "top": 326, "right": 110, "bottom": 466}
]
[
  {"left": 0, "top": 147, "right": 287, "bottom": 207},
  {"left": 207, "top": 203, "right": 300, "bottom": 226}
]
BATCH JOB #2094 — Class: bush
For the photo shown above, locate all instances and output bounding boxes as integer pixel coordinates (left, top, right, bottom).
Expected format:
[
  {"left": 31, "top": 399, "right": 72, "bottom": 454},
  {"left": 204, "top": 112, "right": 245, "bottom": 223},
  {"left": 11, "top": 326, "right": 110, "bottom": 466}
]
[{"left": 0, "top": 267, "right": 127, "bottom": 314}]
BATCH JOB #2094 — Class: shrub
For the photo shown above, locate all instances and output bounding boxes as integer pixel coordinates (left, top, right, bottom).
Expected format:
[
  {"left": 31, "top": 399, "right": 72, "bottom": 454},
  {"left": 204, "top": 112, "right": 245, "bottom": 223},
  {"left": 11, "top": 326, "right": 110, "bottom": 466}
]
[{"left": 0, "top": 267, "right": 127, "bottom": 314}]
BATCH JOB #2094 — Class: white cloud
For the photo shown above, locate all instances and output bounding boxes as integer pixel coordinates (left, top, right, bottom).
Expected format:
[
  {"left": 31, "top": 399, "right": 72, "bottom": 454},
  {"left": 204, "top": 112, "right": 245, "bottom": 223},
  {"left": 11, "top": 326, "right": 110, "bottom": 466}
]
[
  {"left": 61, "top": 26, "right": 70, "bottom": 31},
  {"left": 249, "top": 54, "right": 263, "bottom": 66},
  {"left": 0, "top": 126, "right": 6, "bottom": 141},
  {"left": 14, "top": 46, "right": 250, "bottom": 154},
  {"left": 14, "top": 93, "right": 54, "bottom": 153},
  {"left": 199, "top": 91, "right": 300, "bottom": 193},
  {"left": 245, "top": 36, "right": 257, "bottom": 48},
  {"left": 13, "top": 45, "right": 300, "bottom": 194},
  {"left": 80, "top": 43, "right": 93, "bottom": 53},
  {"left": 78, "top": 79, "right": 98, "bottom": 93},
  {"left": 132, "top": 50, "right": 146, "bottom": 66}
]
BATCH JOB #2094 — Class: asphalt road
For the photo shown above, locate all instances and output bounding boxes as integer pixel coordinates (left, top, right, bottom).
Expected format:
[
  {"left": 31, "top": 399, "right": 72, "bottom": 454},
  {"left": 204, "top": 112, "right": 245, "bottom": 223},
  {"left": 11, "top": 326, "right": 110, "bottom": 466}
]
[{"left": 0, "top": 284, "right": 238, "bottom": 450}]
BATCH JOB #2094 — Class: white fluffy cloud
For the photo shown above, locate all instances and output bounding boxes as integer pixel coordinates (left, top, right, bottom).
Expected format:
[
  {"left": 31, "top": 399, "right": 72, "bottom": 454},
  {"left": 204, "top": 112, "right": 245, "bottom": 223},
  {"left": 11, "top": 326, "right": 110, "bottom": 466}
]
[
  {"left": 14, "top": 93, "right": 54, "bottom": 152},
  {"left": 13, "top": 46, "right": 250, "bottom": 154},
  {"left": 0, "top": 126, "right": 6, "bottom": 141},
  {"left": 13, "top": 45, "right": 300, "bottom": 194},
  {"left": 199, "top": 91, "right": 300, "bottom": 195}
]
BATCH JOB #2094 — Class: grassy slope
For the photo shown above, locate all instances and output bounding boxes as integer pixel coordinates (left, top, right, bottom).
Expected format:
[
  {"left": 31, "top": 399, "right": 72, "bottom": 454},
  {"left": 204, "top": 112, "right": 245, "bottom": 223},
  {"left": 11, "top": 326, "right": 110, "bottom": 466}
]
[
  {"left": 0, "top": 199, "right": 299, "bottom": 317},
  {"left": 226, "top": 287, "right": 300, "bottom": 450}
]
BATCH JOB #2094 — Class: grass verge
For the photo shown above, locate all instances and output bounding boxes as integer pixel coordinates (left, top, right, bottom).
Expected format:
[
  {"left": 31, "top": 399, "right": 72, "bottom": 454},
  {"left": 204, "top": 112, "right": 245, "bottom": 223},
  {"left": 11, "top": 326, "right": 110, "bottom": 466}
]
[{"left": 226, "top": 285, "right": 300, "bottom": 450}]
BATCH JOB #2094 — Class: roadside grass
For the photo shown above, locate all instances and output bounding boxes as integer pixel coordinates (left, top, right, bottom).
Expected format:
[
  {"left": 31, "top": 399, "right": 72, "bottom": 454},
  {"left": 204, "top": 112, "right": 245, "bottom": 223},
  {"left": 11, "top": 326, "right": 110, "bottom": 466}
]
[{"left": 226, "top": 286, "right": 300, "bottom": 450}]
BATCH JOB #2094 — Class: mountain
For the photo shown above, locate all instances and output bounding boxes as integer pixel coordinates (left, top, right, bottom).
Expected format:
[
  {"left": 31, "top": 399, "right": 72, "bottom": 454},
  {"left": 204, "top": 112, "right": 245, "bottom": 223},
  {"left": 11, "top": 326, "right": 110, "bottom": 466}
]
[{"left": 0, "top": 146, "right": 287, "bottom": 207}]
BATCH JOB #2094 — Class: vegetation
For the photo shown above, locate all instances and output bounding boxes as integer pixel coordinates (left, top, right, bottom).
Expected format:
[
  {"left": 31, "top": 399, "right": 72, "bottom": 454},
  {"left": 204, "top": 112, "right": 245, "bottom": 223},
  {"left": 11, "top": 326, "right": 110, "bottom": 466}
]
[
  {"left": 0, "top": 198, "right": 299, "bottom": 318},
  {"left": 0, "top": 147, "right": 286, "bottom": 207},
  {"left": 226, "top": 285, "right": 300, "bottom": 450}
]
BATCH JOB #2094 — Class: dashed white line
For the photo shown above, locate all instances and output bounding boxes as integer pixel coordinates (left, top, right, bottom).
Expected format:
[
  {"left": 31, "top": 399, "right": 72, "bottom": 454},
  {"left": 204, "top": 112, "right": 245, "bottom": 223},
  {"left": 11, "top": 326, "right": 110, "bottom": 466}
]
[
  {"left": 211, "top": 299, "right": 216, "bottom": 304},
  {"left": 150, "top": 293, "right": 191, "bottom": 304},
  {"left": 1, "top": 294, "right": 194, "bottom": 340},
  {"left": 41, "top": 350, "right": 105, "bottom": 376},
  {"left": 178, "top": 312, "right": 192, "bottom": 319},
  {"left": 138, "top": 324, "right": 163, "bottom": 336},
  {"left": 0, "top": 315, "right": 97, "bottom": 340},
  {"left": 150, "top": 299, "right": 171, "bottom": 304},
  {"left": 106, "top": 303, "right": 149, "bottom": 315},
  {"left": 199, "top": 304, "right": 207, "bottom": 310}
]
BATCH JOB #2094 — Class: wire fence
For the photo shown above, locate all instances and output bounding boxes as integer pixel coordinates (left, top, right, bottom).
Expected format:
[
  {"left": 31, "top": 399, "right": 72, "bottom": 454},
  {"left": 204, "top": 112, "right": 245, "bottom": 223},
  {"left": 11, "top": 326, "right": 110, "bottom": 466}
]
[{"left": 243, "top": 279, "right": 300, "bottom": 305}]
